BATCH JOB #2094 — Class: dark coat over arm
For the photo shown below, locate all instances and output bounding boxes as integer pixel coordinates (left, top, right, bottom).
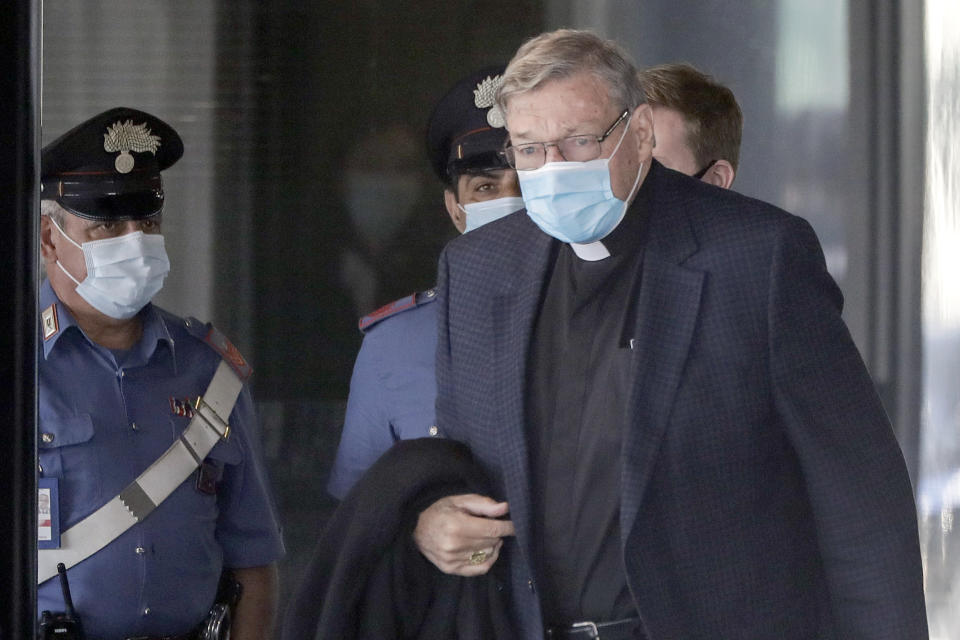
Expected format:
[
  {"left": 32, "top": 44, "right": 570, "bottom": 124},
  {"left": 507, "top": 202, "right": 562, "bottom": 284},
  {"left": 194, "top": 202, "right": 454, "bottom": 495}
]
[{"left": 281, "top": 438, "right": 514, "bottom": 640}]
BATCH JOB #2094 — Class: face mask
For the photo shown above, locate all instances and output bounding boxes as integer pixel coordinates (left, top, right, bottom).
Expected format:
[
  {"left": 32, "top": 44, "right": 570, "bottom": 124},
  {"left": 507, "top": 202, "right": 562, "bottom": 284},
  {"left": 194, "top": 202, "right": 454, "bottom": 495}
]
[
  {"left": 518, "top": 116, "right": 643, "bottom": 244},
  {"left": 692, "top": 160, "right": 716, "bottom": 180},
  {"left": 457, "top": 196, "right": 525, "bottom": 233},
  {"left": 50, "top": 217, "right": 170, "bottom": 319}
]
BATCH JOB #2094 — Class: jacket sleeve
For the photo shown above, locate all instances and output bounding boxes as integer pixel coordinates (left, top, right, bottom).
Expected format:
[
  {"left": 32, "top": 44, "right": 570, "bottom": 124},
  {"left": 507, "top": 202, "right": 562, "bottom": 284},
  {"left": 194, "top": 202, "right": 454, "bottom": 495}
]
[
  {"left": 326, "top": 332, "right": 396, "bottom": 500},
  {"left": 217, "top": 385, "right": 286, "bottom": 568},
  {"left": 768, "top": 216, "right": 928, "bottom": 638}
]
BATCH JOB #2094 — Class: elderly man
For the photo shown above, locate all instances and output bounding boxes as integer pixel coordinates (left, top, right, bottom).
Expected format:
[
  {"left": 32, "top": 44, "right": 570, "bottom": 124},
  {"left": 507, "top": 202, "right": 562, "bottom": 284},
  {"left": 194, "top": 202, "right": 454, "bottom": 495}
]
[
  {"left": 37, "top": 108, "right": 283, "bottom": 640},
  {"left": 641, "top": 62, "right": 741, "bottom": 189},
  {"left": 414, "top": 30, "right": 927, "bottom": 639},
  {"left": 326, "top": 66, "right": 522, "bottom": 499}
]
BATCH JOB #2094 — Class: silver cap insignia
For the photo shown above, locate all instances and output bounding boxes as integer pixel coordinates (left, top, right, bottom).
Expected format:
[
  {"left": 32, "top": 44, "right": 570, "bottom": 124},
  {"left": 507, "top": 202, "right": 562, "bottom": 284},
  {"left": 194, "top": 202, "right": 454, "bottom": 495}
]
[
  {"left": 103, "top": 119, "right": 162, "bottom": 174},
  {"left": 474, "top": 74, "right": 506, "bottom": 129}
]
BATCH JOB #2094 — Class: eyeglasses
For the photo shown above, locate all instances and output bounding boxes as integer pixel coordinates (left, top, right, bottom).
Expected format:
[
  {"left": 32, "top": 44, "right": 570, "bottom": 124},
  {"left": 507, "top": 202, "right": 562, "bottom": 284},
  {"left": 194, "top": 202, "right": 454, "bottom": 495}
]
[{"left": 503, "top": 109, "right": 630, "bottom": 171}]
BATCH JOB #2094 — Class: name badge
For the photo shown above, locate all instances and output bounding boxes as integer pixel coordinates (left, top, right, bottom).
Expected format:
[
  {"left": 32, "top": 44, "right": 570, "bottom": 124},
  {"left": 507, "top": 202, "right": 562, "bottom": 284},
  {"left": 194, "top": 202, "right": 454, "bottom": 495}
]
[{"left": 38, "top": 477, "right": 61, "bottom": 549}]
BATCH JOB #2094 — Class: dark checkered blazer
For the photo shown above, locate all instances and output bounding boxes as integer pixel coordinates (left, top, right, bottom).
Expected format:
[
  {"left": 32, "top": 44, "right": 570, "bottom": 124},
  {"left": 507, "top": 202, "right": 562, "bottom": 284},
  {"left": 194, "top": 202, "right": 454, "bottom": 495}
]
[{"left": 434, "top": 161, "right": 928, "bottom": 639}]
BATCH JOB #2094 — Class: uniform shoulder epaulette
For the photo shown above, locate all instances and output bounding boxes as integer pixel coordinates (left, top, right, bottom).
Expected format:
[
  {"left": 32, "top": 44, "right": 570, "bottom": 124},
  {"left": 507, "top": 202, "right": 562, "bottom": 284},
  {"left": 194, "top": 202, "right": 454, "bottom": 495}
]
[
  {"left": 358, "top": 288, "right": 438, "bottom": 334},
  {"left": 184, "top": 317, "right": 254, "bottom": 382}
]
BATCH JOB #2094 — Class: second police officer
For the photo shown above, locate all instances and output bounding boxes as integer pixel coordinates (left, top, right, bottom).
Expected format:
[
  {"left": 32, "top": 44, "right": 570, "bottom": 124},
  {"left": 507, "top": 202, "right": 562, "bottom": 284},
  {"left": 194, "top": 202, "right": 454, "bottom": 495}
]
[{"left": 326, "top": 66, "right": 522, "bottom": 499}]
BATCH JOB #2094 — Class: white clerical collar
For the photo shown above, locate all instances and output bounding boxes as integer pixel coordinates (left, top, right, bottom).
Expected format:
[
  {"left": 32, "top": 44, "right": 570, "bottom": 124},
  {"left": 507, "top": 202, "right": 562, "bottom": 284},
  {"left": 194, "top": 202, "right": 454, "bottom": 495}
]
[{"left": 570, "top": 240, "right": 611, "bottom": 261}]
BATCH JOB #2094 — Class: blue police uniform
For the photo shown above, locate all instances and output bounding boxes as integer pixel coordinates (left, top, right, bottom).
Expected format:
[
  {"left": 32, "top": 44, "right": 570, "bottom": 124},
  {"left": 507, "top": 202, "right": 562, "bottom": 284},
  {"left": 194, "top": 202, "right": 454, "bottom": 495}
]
[
  {"left": 37, "top": 279, "right": 284, "bottom": 639},
  {"left": 326, "top": 289, "right": 440, "bottom": 499}
]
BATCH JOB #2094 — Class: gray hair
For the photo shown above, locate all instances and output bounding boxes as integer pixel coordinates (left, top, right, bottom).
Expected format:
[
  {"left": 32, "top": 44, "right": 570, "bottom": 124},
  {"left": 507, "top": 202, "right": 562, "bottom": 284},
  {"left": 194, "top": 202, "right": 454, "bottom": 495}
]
[
  {"left": 496, "top": 29, "right": 647, "bottom": 118},
  {"left": 40, "top": 199, "right": 67, "bottom": 227}
]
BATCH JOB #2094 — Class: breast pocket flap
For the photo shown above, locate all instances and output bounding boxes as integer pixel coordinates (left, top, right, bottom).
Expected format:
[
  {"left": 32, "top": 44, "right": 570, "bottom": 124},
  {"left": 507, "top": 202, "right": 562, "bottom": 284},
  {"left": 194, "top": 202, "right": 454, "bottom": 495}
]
[{"left": 39, "top": 414, "right": 95, "bottom": 449}]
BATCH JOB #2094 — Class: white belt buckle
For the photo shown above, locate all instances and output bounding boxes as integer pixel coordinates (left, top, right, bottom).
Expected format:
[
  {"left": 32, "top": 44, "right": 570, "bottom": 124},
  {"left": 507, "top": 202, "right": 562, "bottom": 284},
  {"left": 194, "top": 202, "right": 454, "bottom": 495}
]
[{"left": 194, "top": 395, "right": 231, "bottom": 440}]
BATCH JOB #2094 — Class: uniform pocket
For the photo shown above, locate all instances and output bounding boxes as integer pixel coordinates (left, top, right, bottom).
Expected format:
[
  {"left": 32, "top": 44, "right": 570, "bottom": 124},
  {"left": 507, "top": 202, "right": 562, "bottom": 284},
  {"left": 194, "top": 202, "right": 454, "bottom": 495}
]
[{"left": 38, "top": 414, "right": 102, "bottom": 520}]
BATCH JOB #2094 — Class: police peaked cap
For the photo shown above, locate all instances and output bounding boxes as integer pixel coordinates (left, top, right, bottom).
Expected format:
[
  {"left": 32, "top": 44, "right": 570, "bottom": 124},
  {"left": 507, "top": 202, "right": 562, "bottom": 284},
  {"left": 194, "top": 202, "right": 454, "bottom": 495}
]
[
  {"left": 426, "top": 65, "right": 511, "bottom": 185},
  {"left": 41, "top": 107, "right": 184, "bottom": 221}
]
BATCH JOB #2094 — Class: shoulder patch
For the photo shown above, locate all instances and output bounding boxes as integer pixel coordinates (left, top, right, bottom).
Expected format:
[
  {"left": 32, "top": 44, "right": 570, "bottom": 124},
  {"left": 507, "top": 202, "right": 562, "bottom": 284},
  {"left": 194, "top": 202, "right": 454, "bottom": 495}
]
[
  {"left": 358, "top": 288, "right": 438, "bottom": 333},
  {"left": 201, "top": 323, "right": 253, "bottom": 382}
]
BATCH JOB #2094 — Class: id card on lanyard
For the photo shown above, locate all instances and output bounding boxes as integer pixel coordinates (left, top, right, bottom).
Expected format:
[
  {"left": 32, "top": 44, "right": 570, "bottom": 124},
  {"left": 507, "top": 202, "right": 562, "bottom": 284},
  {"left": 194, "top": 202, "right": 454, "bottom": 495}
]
[{"left": 38, "top": 477, "right": 61, "bottom": 549}]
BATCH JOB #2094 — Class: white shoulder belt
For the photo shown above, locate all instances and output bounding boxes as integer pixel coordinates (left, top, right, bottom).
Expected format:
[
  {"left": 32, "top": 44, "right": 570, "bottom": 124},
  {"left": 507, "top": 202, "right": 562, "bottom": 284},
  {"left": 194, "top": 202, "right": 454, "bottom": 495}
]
[{"left": 38, "top": 360, "right": 243, "bottom": 584}]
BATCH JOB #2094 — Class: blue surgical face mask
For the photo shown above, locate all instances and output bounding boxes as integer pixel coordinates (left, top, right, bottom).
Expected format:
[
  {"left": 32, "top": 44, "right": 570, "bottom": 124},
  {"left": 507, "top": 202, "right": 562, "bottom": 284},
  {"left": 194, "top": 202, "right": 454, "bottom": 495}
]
[
  {"left": 50, "top": 216, "right": 170, "bottom": 319},
  {"left": 457, "top": 196, "right": 525, "bottom": 233},
  {"left": 518, "top": 115, "right": 643, "bottom": 244}
]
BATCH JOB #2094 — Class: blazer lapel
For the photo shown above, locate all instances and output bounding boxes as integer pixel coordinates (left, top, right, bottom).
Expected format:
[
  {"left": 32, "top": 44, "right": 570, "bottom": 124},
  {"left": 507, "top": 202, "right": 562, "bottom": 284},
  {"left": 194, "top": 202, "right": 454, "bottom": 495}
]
[
  {"left": 488, "top": 217, "right": 555, "bottom": 566},
  {"left": 620, "top": 199, "right": 704, "bottom": 540}
]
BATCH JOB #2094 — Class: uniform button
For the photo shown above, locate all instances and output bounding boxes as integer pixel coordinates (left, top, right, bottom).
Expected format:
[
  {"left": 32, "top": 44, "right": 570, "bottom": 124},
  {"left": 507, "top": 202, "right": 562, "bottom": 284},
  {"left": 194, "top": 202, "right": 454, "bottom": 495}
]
[
  {"left": 119, "top": 370, "right": 126, "bottom": 378},
  {"left": 425, "top": 289, "right": 436, "bottom": 298},
  {"left": 41, "top": 433, "right": 55, "bottom": 444},
  {"left": 143, "top": 607, "right": 150, "bottom": 615},
  {"left": 527, "top": 579, "right": 535, "bottom": 592},
  {"left": 135, "top": 546, "right": 146, "bottom": 554},
  {"left": 38, "top": 463, "right": 44, "bottom": 473},
  {"left": 131, "top": 422, "right": 139, "bottom": 431},
  {"left": 185, "top": 318, "right": 193, "bottom": 327},
  {"left": 428, "top": 425, "right": 439, "bottom": 436}
]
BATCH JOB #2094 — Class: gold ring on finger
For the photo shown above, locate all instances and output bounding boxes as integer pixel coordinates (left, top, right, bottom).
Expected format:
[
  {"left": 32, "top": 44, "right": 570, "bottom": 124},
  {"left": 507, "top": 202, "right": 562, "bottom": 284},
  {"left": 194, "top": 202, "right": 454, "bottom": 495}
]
[{"left": 468, "top": 549, "right": 487, "bottom": 565}]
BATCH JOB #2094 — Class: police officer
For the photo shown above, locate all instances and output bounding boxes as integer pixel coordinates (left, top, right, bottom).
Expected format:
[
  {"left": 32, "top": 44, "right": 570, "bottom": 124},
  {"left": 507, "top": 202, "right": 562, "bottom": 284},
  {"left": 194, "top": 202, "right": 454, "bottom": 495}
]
[
  {"left": 326, "top": 67, "right": 523, "bottom": 499},
  {"left": 37, "top": 107, "right": 284, "bottom": 639}
]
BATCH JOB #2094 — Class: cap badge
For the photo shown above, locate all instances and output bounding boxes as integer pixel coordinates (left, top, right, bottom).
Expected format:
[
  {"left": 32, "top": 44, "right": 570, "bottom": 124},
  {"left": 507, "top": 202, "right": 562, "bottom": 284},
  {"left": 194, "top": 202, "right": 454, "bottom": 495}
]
[
  {"left": 103, "top": 119, "right": 162, "bottom": 174},
  {"left": 474, "top": 74, "right": 506, "bottom": 129}
]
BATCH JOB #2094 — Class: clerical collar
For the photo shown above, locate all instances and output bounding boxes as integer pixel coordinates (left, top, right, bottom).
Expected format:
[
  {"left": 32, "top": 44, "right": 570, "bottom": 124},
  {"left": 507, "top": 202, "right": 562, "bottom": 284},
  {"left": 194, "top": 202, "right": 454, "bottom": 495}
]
[
  {"left": 568, "top": 161, "right": 658, "bottom": 261},
  {"left": 570, "top": 241, "right": 611, "bottom": 261}
]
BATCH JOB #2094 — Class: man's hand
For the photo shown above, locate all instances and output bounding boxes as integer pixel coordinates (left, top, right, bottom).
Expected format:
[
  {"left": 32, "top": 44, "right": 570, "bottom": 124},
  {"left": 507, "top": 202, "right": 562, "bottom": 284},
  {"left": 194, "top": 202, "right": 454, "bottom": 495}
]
[{"left": 413, "top": 493, "right": 516, "bottom": 576}]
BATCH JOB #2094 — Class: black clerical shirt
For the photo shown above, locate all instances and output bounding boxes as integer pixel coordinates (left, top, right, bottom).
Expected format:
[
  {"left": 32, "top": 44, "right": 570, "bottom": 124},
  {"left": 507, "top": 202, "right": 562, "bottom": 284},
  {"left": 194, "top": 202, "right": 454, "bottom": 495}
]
[{"left": 526, "top": 193, "right": 648, "bottom": 625}]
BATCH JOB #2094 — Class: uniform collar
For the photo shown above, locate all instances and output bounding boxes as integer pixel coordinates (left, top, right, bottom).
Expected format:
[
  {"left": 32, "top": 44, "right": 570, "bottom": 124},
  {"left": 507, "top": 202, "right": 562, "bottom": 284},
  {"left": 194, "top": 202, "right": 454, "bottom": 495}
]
[
  {"left": 134, "top": 304, "right": 177, "bottom": 371},
  {"left": 40, "top": 279, "right": 176, "bottom": 370},
  {"left": 40, "top": 278, "right": 79, "bottom": 359}
]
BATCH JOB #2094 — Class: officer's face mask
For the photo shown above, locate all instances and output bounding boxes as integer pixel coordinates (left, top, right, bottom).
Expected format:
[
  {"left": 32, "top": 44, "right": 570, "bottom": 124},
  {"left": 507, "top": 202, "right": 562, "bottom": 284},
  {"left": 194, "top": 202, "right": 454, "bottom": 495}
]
[
  {"left": 49, "top": 215, "right": 171, "bottom": 320},
  {"left": 518, "top": 114, "right": 643, "bottom": 244},
  {"left": 457, "top": 196, "right": 525, "bottom": 233}
]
